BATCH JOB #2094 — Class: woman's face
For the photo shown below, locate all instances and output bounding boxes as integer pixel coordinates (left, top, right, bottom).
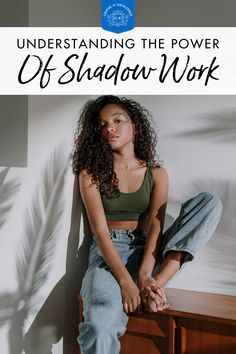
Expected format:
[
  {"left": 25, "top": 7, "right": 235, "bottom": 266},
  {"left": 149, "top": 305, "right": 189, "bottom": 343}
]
[{"left": 99, "top": 104, "right": 135, "bottom": 151}]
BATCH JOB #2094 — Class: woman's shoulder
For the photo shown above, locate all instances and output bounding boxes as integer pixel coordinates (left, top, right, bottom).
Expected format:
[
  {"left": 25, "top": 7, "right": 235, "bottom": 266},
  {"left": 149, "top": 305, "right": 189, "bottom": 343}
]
[
  {"left": 147, "top": 161, "right": 167, "bottom": 172},
  {"left": 78, "top": 170, "right": 102, "bottom": 201},
  {"left": 79, "top": 168, "right": 90, "bottom": 179},
  {"left": 151, "top": 163, "right": 168, "bottom": 185},
  {"left": 78, "top": 169, "right": 97, "bottom": 189}
]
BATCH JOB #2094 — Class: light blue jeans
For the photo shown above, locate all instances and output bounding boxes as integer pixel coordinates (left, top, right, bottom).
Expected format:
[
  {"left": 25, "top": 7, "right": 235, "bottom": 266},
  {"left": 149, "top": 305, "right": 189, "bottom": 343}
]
[{"left": 78, "top": 192, "right": 222, "bottom": 354}]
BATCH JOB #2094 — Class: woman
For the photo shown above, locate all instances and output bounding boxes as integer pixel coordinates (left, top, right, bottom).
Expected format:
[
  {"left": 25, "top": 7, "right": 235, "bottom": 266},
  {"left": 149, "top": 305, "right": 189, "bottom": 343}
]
[{"left": 72, "top": 95, "right": 222, "bottom": 354}]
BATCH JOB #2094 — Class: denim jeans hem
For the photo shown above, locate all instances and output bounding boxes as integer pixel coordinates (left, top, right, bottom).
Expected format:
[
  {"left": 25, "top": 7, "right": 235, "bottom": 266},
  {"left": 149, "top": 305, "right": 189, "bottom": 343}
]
[{"left": 163, "top": 246, "right": 195, "bottom": 263}]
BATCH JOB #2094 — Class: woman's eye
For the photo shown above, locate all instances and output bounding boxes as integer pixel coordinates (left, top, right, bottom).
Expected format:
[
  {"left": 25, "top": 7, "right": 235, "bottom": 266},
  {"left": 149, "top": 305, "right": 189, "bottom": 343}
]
[{"left": 114, "top": 119, "right": 121, "bottom": 124}]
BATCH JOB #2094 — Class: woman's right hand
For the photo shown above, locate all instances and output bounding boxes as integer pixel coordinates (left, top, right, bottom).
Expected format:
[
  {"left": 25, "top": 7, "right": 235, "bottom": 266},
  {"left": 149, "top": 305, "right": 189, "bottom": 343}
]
[{"left": 120, "top": 279, "right": 141, "bottom": 314}]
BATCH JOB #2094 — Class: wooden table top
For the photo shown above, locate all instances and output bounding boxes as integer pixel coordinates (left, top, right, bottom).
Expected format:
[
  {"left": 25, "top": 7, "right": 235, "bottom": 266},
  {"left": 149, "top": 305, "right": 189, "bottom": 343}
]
[
  {"left": 161, "top": 288, "right": 236, "bottom": 325},
  {"left": 78, "top": 288, "right": 236, "bottom": 325}
]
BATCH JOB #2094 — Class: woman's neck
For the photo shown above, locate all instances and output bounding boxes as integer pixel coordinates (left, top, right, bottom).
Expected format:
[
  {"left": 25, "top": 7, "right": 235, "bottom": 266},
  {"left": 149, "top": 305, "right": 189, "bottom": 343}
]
[{"left": 112, "top": 147, "right": 137, "bottom": 170}]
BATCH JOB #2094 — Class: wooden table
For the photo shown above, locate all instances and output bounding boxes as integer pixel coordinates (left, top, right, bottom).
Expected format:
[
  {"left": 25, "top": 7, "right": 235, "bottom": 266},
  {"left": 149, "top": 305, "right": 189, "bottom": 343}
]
[{"left": 77, "top": 288, "right": 236, "bottom": 354}]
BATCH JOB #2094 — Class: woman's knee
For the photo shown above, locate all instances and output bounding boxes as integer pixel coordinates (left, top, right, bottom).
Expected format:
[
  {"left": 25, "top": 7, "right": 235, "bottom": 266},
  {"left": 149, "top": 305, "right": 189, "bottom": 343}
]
[
  {"left": 183, "top": 191, "right": 222, "bottom": 216},
  {"left": 198, "top": 192, "right": 222, "bottom": 215}
]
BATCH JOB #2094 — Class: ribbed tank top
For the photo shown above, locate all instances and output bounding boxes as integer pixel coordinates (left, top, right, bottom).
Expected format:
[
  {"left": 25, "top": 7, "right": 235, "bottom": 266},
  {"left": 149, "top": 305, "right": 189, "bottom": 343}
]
[{"left": 101, "top": 162, "right": 154, "bottom": 221}]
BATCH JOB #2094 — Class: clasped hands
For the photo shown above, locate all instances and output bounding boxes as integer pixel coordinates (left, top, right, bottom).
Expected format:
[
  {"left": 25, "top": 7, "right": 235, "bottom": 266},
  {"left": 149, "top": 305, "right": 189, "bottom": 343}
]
[
  {"left": 120, "top": 276, "right": 169, "bottom": 314},
  {"left": 138, "top": 276, "right": 169, "bottom": 312}
]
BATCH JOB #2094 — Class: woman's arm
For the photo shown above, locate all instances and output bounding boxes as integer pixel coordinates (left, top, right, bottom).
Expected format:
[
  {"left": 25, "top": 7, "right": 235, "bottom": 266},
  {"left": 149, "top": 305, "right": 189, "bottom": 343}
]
[
  {"left": 138, "top": 166, "right": 169, "bottom": 290},
  {"left": 79, "top": 169, "right": 141, "bottom": 313}
]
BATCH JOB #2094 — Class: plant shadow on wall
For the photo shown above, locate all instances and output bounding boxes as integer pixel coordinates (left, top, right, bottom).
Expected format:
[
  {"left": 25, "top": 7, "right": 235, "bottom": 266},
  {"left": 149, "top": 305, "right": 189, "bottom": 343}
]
[
  {"left": 172, "top": 109, "right": 236, "bottom": 143},
  {"left": 23, "top": 176, "right": 93, "bottom": 354},
  {"left": 0, "top": 144, "right": 68, "bottom": 354},
  {"left": 0, "top": 168, "right": 21, "bottom": 346},
  {"left": 0, "top": 167, "right": 21, "bottom": 230}
]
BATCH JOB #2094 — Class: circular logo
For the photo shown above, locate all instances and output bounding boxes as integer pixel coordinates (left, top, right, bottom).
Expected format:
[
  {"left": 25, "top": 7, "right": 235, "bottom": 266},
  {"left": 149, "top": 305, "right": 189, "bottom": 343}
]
[{"left": 103, "top": 2, "right": 134, "bottom": 33}]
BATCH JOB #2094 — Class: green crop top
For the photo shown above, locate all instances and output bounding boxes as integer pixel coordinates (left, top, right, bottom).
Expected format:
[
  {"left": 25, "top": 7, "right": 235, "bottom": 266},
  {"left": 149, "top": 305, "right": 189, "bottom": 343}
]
[{"left": 101, "top": 162, "right": 154, "bottom": 221}]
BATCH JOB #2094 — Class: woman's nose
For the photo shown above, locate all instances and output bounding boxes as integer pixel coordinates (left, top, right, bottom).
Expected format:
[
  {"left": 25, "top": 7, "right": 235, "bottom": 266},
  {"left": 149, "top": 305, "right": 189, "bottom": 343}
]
[{"left": 106, "top": 123, "right": 115, "bottom": 132}]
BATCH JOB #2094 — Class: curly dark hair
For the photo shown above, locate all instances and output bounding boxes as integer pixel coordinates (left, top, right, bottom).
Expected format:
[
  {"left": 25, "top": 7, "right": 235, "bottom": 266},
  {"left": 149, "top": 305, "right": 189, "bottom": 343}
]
[{"left": 71, "top": 95, "right": 160, "bottom": 197}]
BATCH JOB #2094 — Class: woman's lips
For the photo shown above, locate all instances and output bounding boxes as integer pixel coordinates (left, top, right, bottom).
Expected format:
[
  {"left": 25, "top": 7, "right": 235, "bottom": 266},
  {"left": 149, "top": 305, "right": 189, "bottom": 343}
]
[{"left": 107, "top": 135, "right": 119, "bottom": 141}]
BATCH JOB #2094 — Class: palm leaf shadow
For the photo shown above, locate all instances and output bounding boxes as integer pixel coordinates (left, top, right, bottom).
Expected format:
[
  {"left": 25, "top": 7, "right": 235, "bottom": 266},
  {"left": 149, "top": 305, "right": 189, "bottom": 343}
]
[
  {"left": 171, "top": 110, "right": 236, "bottom": 143},
  {"left": 0, "top": 144, "right": 68, "bottom": 354},
  {"left": 24, "top": 176, "right": 93, "bottom": 354},
  {"left": 0, "top": 168, "right": 21, "bottom": 230},
  {"left": 0, "top": 293, "right": 17, "bottom": 328},
  {"left": 16, "top": 145, "right": 68, "bottom": 302}
]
